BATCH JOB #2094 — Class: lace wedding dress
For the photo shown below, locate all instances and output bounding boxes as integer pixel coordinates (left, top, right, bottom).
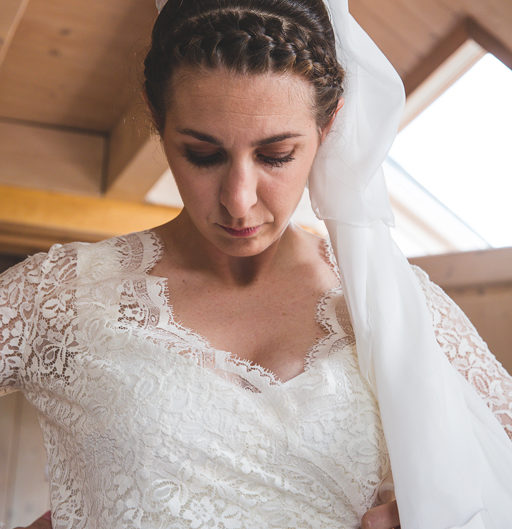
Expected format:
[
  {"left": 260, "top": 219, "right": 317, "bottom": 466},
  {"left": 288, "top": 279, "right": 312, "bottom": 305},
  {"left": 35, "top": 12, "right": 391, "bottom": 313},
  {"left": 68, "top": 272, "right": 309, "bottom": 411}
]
[{"left": 1, "top": 229, "right": 511, "bottom": 529}]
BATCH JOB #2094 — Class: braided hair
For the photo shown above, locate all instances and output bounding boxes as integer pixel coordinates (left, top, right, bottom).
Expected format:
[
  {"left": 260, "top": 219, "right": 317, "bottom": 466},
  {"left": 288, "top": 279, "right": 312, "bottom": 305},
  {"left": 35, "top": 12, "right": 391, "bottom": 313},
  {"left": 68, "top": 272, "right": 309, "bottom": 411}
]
[{"left": 144, "top": 0, "right": 345, "bottom": 133}]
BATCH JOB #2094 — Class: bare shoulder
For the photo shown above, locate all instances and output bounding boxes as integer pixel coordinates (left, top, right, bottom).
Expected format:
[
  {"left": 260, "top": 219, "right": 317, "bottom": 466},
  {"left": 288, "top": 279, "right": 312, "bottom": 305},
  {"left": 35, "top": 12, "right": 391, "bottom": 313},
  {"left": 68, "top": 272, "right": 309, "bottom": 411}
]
[
  {"left": 288, "top": 222, "right": 326, "bottom": 252},
  {"left": 286, "top": 223, "right": 338, "bottom": 287},
  {"left": 288, "top": 223, "right": 330, "bottom": 267}
]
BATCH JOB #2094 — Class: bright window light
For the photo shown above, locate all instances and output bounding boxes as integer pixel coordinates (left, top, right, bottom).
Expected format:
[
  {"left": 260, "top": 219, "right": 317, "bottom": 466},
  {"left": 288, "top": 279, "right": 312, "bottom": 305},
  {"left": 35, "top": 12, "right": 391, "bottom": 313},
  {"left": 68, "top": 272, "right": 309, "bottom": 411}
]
[{"left": 388, "top": 53, "right": 512, "bottom": 249}]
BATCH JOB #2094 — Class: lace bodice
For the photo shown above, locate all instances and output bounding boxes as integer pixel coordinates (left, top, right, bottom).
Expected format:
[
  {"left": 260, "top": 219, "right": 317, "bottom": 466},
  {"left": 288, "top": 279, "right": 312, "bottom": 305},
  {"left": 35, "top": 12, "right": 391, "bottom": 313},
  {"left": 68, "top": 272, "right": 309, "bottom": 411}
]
[{"left": 1, "top": 230, "right": 511, "bottom": 529}]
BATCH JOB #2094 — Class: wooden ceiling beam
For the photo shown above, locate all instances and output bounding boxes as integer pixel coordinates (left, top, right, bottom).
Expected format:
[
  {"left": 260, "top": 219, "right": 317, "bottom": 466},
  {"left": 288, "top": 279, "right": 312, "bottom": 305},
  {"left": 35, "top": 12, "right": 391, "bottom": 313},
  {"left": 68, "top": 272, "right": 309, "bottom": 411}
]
[
  {"left": 403, "top": 18, "right": 473, "bottom": 96},
  {"left": 105, "top": 95, "right": 169, "bottom": 201},
  {"left": 0, "top": 0, "right": 157, "bottom": 131},
  {"left": 400, "top": 18, "right": 486, "bottom": 129},
  {"left": 466, "top": 17, "right": 512, "bottom": 71},
  {"left": 0, "top": 0, "right": 29, "bottom": 70},
  {"left": 411, "top": 247, "right": 512, "bottom": 289},
  {"left": 0, "top": 118, "right": 105, "bottom": 196},
  {"left": 401, "top": 16, "right": 512, "bottom": 130},
  {"left": 0, "top": 185, "right": 180, "bottom": 255}
]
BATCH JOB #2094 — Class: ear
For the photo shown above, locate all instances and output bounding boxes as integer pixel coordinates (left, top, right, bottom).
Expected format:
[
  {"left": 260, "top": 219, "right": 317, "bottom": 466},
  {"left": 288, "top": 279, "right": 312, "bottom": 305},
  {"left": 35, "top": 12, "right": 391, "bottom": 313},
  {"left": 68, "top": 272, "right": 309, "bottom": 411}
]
[{"left": 320, "top": 97, "right": 344, "bottom": 144}]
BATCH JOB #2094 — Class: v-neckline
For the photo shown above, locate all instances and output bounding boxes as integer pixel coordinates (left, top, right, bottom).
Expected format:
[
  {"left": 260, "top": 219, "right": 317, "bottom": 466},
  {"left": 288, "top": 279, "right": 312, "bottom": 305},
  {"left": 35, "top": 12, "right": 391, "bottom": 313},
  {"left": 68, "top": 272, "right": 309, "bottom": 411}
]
[{"left": 143, "top": 228, "right": 343, "bottom": 390}]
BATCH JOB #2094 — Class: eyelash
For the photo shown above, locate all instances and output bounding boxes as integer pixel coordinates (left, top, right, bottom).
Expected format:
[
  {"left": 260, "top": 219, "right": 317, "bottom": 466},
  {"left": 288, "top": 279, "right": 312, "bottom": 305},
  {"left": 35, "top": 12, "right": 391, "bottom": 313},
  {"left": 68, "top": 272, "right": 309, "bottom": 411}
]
[
  {"left": 184, "top": 151, "right": 224, "bottom": 168},
  {"left": 184, "top": 149, "right": 295, "bottom": 168}
]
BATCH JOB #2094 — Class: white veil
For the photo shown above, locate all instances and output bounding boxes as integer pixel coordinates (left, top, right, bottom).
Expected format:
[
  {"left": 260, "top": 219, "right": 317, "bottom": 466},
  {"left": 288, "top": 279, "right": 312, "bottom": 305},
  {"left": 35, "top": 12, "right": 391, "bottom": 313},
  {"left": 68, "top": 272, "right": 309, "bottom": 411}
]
[{"left": 310, "top": 1, "right": 512, "bottom": 528}]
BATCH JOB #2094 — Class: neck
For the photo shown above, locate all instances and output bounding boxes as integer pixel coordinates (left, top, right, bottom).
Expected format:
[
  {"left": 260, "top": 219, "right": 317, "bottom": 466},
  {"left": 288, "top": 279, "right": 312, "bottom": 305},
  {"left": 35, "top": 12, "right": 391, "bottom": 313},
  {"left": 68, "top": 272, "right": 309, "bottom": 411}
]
[{"left": 161, "top": 210, "right": 295, "bottom": 286}]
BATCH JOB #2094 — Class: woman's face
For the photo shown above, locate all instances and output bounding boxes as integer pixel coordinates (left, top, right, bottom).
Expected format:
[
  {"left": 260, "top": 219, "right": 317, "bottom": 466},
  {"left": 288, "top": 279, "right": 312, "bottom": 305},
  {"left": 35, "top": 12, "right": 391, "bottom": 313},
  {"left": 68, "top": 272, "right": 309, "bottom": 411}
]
[{"left": 162, "top": 66, "right": 327, "bottom": 258}]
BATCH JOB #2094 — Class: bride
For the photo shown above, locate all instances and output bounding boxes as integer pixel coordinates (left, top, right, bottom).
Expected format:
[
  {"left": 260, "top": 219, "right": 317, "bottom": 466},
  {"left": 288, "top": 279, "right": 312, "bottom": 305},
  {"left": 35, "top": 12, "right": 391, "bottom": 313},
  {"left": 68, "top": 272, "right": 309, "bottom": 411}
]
[{"left": 4, "top": 0, "right": 512, "bottom": 528}]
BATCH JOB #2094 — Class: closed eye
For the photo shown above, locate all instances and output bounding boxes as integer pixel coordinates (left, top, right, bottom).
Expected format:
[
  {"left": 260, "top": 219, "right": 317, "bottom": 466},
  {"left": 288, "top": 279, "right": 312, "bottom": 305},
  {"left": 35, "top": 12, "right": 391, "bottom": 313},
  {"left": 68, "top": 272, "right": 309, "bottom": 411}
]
[
  {"left": 184, "top": 149, "right": 225, "bottom": 167},
  {"left": 257, "top": 152, "right": 295, "bottom": 168},
  {"left": 183, "top": 148, "right": 296, "bottom": 168}
]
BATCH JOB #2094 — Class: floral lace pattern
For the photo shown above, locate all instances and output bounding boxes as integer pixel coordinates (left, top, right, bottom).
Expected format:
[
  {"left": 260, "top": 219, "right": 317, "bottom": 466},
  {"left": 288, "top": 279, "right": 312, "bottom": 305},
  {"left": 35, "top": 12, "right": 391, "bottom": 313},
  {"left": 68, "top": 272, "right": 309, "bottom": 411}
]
[
  {"left": 412, "top": 266, "right": 512, "bottom": 439},
  {"left": 1, "top": 230, "right": 511, "bottom": 528}
]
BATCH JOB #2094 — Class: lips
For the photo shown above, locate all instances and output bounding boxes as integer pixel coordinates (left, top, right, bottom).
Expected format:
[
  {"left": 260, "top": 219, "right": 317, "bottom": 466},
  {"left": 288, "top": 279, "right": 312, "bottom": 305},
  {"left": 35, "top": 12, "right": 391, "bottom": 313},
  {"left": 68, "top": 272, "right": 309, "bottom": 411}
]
[{"left": 219, "top": 225, "right": 261, "bottom": 237}]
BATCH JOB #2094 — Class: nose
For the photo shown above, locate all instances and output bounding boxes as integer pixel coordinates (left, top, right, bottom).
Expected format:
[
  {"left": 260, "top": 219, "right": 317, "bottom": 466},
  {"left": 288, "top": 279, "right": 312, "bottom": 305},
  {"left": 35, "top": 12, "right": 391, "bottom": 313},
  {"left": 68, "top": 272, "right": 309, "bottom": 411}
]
[{"left": 219, "top": 159, "right": 258, "bottom": 219}]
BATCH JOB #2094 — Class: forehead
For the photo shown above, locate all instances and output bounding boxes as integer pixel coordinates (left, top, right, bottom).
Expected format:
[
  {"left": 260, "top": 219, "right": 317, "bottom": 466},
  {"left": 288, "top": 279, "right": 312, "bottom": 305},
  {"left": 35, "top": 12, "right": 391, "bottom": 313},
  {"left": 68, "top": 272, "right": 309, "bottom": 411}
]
[{"left": 166, "top": 67, "right": 318, "bottom": 139}]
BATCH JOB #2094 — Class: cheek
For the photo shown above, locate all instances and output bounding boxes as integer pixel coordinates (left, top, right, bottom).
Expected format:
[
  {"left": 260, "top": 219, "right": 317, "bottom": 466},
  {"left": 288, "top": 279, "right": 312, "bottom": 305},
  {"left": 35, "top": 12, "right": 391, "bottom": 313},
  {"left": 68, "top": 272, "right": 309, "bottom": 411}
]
[
  {"left": 167, "top": 159, "right": 220, "bottom": 210},
  {"left": 175, "top": 176, "right": 218, "bottom": 212},
  {"left": 172, "top": 181, "right": 217, "bottom": 227},
  {"left": 259, "top": 170, "right": 308, "bottom": 212}
]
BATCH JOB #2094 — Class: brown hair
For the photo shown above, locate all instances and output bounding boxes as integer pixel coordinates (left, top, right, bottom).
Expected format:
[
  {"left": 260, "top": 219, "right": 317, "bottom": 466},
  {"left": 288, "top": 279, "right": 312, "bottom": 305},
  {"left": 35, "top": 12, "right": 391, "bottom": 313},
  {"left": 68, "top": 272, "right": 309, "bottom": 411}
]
[{"left": 144, "top": 0, "right": 345, "bottom": 134}]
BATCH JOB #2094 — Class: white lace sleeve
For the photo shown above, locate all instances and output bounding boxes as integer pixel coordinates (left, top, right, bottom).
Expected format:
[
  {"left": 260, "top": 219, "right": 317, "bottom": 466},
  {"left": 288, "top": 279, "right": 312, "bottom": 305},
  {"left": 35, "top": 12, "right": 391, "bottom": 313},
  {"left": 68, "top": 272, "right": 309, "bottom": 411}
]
[
  {"left": 378, "top": 266, "right": 512, "bottom": 502},
  {"left": 412, "top": 265, "right": 512, "bottom": 440},
  {"left": 0, "top": 252, "right": 46, "bottom": 397}
]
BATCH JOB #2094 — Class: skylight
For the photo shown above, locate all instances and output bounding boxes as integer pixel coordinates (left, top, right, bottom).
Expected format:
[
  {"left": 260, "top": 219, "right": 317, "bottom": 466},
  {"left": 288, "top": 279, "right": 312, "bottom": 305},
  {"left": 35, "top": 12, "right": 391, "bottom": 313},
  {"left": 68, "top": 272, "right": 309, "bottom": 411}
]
[{"left": 388, "top": 53, "right": 512, "bottom": 251}]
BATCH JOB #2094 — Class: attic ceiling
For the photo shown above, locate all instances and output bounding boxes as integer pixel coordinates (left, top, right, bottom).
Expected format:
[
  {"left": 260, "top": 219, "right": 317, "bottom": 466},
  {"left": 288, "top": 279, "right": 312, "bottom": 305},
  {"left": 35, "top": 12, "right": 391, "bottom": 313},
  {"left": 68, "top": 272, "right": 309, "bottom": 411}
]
[
  {"left": 0, "top": 0, "right": 155, "bottom": 132},
  {"left": 0, "top": 0, "right": 511, "bottom": 254}
]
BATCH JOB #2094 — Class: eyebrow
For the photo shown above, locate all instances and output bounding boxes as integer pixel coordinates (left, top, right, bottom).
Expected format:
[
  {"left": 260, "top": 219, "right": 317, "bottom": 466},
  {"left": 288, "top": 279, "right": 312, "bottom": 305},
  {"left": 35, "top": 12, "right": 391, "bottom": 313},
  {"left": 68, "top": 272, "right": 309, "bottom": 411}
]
[{"left": 177, "top": 128, "right": 303, "bottom": 147}]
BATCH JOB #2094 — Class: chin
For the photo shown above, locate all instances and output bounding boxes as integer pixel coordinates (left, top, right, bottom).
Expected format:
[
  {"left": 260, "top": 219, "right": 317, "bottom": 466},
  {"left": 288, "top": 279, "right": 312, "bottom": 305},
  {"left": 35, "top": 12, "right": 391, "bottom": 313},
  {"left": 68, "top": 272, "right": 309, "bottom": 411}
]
[
  {"left": 196, "top": 219, "right": 287, "bottom": 258},
  {"left": 214, "top": 237, "right": 271, "bottom": 258},
  {"left": 212, "top": 226, "right": 284, "bottom": 257}
]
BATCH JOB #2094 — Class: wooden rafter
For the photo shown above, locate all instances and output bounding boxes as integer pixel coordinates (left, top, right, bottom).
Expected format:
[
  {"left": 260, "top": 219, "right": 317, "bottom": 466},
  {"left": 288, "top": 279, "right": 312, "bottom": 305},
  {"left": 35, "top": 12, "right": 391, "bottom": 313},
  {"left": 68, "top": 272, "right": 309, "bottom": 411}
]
[
  {"left": 401, "top": 18, "right": 486, "bottom": 129},
  {"left": 401, "top": 16, "right": 512, "bottom": 130},
  {"left": 466, "top": 17, "right": 512, "bottom": 71},
  {"left": 105, "top": 95, "right": 169, "bottom": 201},
  {"left": 411, "top": 247, "right": 512, "bottom": 289},
  {"left": 0, "top": 119, "right": 105, "bottom": 196},
  {"left": 0, "top": 185, "right": 180, "bottom": 255}
]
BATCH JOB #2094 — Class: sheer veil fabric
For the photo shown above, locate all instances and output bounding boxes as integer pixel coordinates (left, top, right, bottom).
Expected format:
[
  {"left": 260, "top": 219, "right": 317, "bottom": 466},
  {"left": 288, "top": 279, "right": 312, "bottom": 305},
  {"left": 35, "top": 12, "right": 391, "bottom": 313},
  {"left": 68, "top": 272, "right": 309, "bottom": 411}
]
[
  {"left": 309, "top": 1, "right": 512, "bottom": 528},
  {"left": 155, "top": 1, "right": 512, "bottom": 527}
]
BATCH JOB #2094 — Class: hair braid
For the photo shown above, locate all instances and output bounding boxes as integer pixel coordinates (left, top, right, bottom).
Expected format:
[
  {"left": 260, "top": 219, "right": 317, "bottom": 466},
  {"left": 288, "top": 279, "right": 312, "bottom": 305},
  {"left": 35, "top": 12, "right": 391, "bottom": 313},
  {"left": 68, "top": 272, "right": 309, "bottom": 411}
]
[{"left": 144, "top": 1, "right": 345, "bottom": 133}]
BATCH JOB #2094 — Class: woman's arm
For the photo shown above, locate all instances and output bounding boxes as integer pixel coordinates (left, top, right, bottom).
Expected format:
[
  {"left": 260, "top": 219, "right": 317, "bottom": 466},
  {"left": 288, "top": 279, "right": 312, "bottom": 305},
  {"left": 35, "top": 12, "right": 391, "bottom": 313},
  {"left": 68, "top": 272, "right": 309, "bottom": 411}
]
[
  {"left": 0, "top": 252, "right": 46, "bottom": 397},
  {"left": 363, "top": 266, "right": 512, "bottom": 528},
  {"left": 412, "top": 265, "right": 512, "bottom": 439}
]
